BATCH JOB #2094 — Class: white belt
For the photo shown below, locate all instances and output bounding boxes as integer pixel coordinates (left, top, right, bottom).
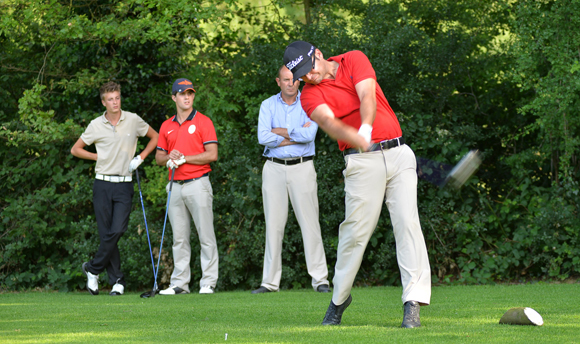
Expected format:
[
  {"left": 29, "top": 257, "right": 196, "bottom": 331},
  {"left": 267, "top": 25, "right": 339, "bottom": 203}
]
[{"left": 95, "top": 174, "right": 132, "bottom": 183}]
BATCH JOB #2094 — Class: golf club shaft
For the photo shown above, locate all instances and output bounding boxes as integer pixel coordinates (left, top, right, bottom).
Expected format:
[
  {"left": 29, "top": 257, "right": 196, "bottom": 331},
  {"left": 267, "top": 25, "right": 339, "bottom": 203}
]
[
  {"left": 416, "top": 157, "right": 453, "bottom": 187},
  {"left": 135, "top": 169, "right": 156, "bottom": 277},
  {"left": 153, "top": 167, "right": 175, "bottom": 290}
]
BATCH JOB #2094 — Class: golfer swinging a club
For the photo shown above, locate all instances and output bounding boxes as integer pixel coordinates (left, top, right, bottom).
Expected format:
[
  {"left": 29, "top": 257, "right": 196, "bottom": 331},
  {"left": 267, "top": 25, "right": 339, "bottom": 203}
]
[
  {"left": 155, "top": 78, "right": 219, "bottom": 295},
  {"left": 283, "top": 41, "right": 431, "bottom": 327},
  {"left": 71, "top": 81, "right": 159, "bottom": 296}
]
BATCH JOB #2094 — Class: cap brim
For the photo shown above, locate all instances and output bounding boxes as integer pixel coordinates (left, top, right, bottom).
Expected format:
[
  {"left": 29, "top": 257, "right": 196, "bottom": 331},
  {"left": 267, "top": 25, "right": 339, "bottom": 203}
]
[
  {"left": 291, "top": 59, "right": 313, "bottom": 82},
  {"left": 173, "top": 86, "right": 196, "bottom": 93}
]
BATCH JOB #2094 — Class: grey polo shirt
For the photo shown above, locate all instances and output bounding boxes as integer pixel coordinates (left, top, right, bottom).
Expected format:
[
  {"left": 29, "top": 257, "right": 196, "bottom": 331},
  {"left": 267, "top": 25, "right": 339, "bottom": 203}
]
[{"left": 81, "top": 110, "right": 150, "bottom": 176}]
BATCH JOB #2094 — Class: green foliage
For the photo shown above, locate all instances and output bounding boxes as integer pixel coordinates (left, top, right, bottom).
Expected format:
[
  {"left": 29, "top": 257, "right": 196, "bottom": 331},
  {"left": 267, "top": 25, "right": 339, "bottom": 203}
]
[
  {"left": 0, "top": 0, "right": 215, "bottom": 290},
  {"left": 1, "top": 0, "right": 579, "bottom": 292},
  {"left": 509, "top": 0, "right": 580, "bottom": 181}
]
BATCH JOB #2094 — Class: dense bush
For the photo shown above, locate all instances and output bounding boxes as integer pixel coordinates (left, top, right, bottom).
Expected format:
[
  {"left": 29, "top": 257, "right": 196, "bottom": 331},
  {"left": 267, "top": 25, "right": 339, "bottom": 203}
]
[{"left": 0, "top": 0, "right": 578, "bottom": 292}]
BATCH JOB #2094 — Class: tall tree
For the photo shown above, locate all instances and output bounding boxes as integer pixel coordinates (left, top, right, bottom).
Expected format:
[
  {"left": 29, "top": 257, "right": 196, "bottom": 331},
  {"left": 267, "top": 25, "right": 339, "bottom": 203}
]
[{"left": 510, "top": 0, "right": 580, "bottom": 184}]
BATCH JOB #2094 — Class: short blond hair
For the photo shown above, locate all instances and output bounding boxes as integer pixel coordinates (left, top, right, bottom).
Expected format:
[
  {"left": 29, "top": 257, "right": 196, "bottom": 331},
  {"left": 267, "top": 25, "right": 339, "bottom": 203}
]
[{"left": 99, "top": 82, "right": 121, "bottom": 99}]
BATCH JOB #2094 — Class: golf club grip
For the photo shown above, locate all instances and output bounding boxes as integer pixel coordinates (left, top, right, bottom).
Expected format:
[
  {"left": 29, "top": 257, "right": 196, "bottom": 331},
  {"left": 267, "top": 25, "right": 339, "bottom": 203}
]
[{"left": 169, "top": 168, "right": 175, "bottom": 191}]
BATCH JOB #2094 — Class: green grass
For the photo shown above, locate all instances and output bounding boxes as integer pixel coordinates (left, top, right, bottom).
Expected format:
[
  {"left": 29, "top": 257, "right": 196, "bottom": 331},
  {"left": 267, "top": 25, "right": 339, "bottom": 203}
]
[{"left": 1, "top": 283, "right": 579, "bottom": 343}]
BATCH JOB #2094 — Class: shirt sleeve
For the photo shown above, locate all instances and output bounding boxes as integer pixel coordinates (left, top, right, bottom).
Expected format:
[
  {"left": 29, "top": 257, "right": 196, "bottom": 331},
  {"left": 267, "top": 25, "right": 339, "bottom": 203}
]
[
  {"left": 257, "top": 99, "right": 284, "bottom": 148},
  {"left": 348, "top": 50, "right": 377, "bottom": 86},
  {"left": 157, "top": 122, "right": 168, "bottom": 152},
  {"left": 135, "top": 115, "right": 150, "bottom": 137},
  {"left": 80, "top": 121, "right": 96, "bottom": 146},
  {"left": 202, "top": 117, "right": 218, "bottom": 145}
]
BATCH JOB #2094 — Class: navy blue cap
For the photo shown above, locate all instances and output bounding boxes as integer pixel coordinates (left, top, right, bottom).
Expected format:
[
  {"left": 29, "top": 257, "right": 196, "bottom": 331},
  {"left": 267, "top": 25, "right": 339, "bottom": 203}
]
[
  {"left": 283, "top": 41, "right": 316, "bottom": 82},
  {"left": 172, "top": 78, "right": 196, "bottom": 94}
]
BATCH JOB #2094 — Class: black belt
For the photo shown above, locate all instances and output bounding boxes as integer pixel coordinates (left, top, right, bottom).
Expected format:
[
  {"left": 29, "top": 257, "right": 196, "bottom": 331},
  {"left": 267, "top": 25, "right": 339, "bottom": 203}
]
[
  {"left": 343, "top": 137, "right": 405, "bottom": 156},
  {"left": 175, "top": 173, "right": 209, "bottom": 185},
  {"left": 267, "top": 156, "right": 313, "bottom": 165}
]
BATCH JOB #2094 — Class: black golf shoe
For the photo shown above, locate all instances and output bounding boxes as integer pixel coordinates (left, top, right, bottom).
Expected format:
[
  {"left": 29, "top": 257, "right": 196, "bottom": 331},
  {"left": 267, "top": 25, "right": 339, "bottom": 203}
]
[
  {"left": 401, "top": 301, "right": 421, "bottom": 328},
  {"left": 251, "top": 286, "right": 272, "bottom": 294},
  {"left": 317, "top": 284, "right": 331, "bottom": 293},
  {"left": 159, "top": 285, "right": 189, "bottom": 295},
  {"left": 322, "top": 294, "right": 352, "bottom": 325}
]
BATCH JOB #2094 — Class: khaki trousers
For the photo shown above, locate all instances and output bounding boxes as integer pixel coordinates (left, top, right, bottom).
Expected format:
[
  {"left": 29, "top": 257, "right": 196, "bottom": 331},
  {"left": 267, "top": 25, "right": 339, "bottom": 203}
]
[
  {"left": 333, "top": 144, "right": 431, "bottom": 305},
  {"left": 261, "top": 159, "right": 329, "bottom": 291},
  {"left": 167, "top": 177, "right": 218, "bottom": 292}
]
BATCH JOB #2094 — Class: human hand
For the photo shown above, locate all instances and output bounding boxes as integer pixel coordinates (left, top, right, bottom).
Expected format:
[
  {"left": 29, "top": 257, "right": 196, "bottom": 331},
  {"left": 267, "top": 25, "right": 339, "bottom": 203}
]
[
  {"left": 352, "top": 135, "right": 373, "bottom": 152},
  {"left": 128, "top": 155, "right": 143, "bottom": 173},
  {"left": 303, "top": 121, "right": 312, "bottom": 128},
  {"left": 357, "top": 124, "right": 372, "bottom": 144},
  {"left": 174, "top": 156, "right": 186, "bottom": 166},
  {"left": 166, "top": 159, "right": 178, "bottom": 170},
  {"left": 168, "top": 150, "right": 183, "bottom": 160}
]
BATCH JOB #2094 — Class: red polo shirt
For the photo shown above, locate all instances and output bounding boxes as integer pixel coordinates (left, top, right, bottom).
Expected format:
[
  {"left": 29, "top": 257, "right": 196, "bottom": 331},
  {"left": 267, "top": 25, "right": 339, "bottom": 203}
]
[
  {"left": 157, "top": 109, "right": 218, "bottom": 180},
  {"left": 300, "top": 50, "right": 402, "bottom": 151}
]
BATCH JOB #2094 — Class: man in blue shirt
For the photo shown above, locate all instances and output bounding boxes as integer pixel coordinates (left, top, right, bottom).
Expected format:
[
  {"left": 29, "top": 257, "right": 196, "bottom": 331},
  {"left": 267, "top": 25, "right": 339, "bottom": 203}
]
[{"left": 252, "top": 66, "right": 330, "bottom": 294}]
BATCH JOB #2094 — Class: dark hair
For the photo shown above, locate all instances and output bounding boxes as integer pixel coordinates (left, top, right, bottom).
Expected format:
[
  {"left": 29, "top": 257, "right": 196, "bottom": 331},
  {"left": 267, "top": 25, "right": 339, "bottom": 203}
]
[{"left": 99, "top": 81, "right": 121, "bottom": 99}]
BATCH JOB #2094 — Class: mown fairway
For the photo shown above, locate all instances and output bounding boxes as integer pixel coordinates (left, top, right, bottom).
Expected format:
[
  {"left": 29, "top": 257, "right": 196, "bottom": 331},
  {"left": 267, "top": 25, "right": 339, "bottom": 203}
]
[{"left": 1, "top": 283, "right": 579, "bottom": 343}]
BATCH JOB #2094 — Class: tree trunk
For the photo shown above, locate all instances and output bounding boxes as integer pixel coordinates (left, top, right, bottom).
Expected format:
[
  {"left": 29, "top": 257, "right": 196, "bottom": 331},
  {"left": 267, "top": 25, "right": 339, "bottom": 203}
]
[{"left": 304, "top": 0, "right": 311, "bottom": 25}]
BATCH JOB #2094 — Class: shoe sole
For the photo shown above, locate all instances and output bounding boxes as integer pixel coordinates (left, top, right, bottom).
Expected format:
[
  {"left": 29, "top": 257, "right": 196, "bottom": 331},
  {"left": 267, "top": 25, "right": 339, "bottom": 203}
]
[
  {"left": 159, "top": 288, "right": 189, "bottom": 295},
  {"left": 82, "top": 262, "right": 99, "bottom": 296},
  {"left": 159, "top": 292, "right": 188, "bottom": 295}
]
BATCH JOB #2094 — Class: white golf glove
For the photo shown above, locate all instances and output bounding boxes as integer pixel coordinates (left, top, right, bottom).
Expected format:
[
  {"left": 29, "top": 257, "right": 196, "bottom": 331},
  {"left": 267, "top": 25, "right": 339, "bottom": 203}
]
[
  {"left": 174, "top": 156, "right": 186, "bottom": 166},
  {"left": 128, "top": 155, "right": 143, "bottom": 173},
  {"left": 166, "top": 159, "right": 178, "bottom": 170},
  {"left": 358, "top": 124, "right": 372, "bottom": 144}
]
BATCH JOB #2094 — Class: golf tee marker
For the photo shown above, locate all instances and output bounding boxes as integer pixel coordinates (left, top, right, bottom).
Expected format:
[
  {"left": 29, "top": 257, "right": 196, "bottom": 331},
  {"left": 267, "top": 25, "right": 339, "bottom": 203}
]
[{"left": 499, "top": 307, "right": 544, "bottom": 326}]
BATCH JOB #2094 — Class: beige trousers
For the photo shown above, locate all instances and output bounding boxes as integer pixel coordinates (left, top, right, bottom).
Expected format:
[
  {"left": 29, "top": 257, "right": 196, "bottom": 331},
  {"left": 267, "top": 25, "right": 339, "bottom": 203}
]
[
  {"left": 261, "top": 159, "right": 329, "bottom": 291},
  {"left": 332, "top": 144, "right": 431, "bottom": 305},
  {"left": 167, "top": 177, "right": 218, "bottom": 292}
]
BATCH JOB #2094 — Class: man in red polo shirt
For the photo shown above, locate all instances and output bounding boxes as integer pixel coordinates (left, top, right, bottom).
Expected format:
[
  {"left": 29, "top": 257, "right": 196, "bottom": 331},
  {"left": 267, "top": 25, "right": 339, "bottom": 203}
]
[
  {"left": 283, "top": 41, "right": 431, "bottom": 328},
  {"left": 155, "top": 78, "right": 219, "bottom": 295}
]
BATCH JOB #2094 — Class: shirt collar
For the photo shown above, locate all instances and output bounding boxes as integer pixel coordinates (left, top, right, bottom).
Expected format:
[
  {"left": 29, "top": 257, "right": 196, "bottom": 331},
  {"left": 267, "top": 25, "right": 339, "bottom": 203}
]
[
  {"left": 101, "top": 110, "right": 126, "bottom": 123},
  {"left": 277, "top": 91, "right": 301, "bottom": 105},
  {"left": 172, "top": 109, "right": 197, "bottom": 123}
]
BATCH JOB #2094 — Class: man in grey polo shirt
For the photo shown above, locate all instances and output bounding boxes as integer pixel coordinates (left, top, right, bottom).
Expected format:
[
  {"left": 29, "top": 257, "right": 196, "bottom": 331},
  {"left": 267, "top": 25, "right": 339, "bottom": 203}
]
[{"left": 71, "top": 81, "right": 159, "bottom": 296}]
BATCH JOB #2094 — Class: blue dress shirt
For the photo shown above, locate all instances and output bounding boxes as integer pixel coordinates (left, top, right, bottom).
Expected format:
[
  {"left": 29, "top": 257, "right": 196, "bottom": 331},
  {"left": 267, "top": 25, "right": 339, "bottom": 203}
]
[{"left": 257, "top": 91, "right": 318, "bottom": 159}]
